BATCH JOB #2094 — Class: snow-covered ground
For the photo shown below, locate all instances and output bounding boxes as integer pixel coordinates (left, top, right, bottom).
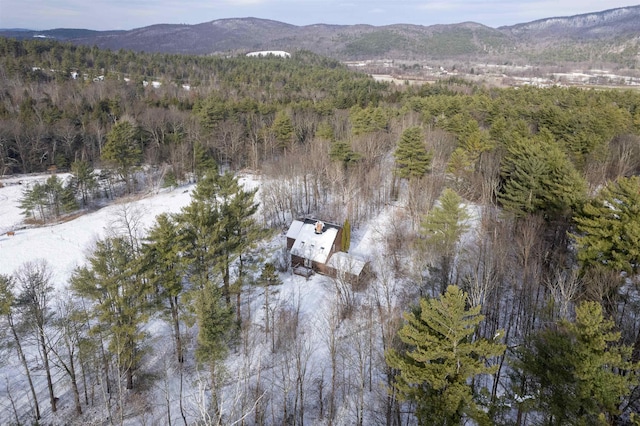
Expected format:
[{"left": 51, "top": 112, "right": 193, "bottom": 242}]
[
  {"left": 0, "top": 172, "right": 399, "bottom": 425},
  {"left": 0, "top": 176, "right": 193, "bottom": 280}
]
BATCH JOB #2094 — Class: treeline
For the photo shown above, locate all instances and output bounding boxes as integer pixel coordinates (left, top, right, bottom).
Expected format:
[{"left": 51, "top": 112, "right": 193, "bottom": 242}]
[
  {"left": 1, "top": 37, "right": 640, "bottom": 425},
  {"left": 0, "top": 37, "right": 385, "bottom": 176}
]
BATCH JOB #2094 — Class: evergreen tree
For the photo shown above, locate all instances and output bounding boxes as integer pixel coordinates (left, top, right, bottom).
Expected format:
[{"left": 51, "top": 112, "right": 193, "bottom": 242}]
[
  {"left": 194, "top": 279, "right": 233, "bottom": 420},
  {"left": 19, "top": 175, "right": 77, "bottom": 221},
  {"left": 142, "top": 213, "right": 187, "bottom": 363},
  {"left": 71, "top": 159, "right": 97, "bottom": 207},
  {"left": 513, "top": 301, "right": 638, "bottom": 425},
  {"left": 386, "top": 285, "right": 505, "bottom": 425},
  {"left": 499, "top": 131, "right": 586, "bottom": 219},
  {"left": 572, "top": 176, "right": 640, "bottom": 275},
  {"left": 178, "top": 171, "right": 260, "bottom": 305},
  {"left": 351, "top": 105, "right": 389, "bottom": 135},
  {"left": 71, "top": 236, "right": 152, "bottom": 389},
  {"left": 259, "top": 262, "right": 281, "bottom": 337},
  {"left": 176, "top": 174, "right": 222, "bottom": 290},
  {"left": 394, "top": 126, "right": 432, "bottom": 180},
  {"left": 175, "top": 171, "right": 262, "bottom": 418},
  {"left": 419, "top": 188, "right": 470, "bottom": 293},
  {"left": 19, "top": 181, "right": 48, "bottom": 221},
  {"left": 193, "top": 142, "right": 217, "bottom": 180},
  {"left": 213, "top": 173, "right": 261, "bottom": 322},
  {"left": 342, "top": 218, "right": 351, "bottom": 253},
  {"left": 446, "top": 148, "right": 473, "bottom": 184},
  {"left": 195, "top": 280, "right": 233, "bottom": 366},
  {"left": 102, "top": 120, "right": 142, "bottom": 194},
  {"left": 316, "top": 121, "right": 335, "bottom": 141},
  {"left": 43, "top": 175, "right": 77, "bottom": 218},
  {"left": 271, "top": 110, "right": 295, "bottom": 152},
  {"left": 329, "top": 140, "right": 361, "bottom": 165},
  {"left": 459, "top": 128, "right": 494, "bottom": 165}
]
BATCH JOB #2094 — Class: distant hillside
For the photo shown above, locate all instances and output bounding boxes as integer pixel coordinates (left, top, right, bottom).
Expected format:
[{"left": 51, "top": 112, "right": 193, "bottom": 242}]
[
  {"left": 2, "top": 6, "right": 639, "bottom": 66},
  {"left": 0, "top": 28, "right": 124, "bottom": 40},
  {"left": 500, "top": 6, "right": 640, "bottom": 39}
]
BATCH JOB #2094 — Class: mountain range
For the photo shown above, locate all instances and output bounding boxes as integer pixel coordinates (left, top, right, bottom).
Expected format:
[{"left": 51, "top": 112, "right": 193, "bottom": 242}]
[{"left": 2, "top": 5, "right": 639, "bottom": 66}]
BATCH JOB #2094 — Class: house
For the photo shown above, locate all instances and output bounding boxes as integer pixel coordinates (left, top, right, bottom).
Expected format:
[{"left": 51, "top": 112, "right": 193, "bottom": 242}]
[
  {"left": 286, "top": 218, "right": 343, "bottom": 276},
  {"left": 286, "top": 218, "right": 370, "bottom": 285}
]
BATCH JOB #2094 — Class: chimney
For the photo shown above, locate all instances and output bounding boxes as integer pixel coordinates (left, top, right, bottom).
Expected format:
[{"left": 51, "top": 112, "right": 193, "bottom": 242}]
[{"left": 315, "top": 221, "right": 324, "bottom": 234}]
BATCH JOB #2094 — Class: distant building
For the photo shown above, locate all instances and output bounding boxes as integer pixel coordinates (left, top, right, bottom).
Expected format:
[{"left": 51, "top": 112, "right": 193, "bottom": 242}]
[{"left": 246, "top": 51, "right": 291, "bottom": 58}]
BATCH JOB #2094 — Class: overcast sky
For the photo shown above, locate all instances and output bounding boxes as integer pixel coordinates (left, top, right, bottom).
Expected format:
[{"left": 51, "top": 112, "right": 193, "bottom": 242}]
[{"left": 1, "top": 0, "right": 637, "bottom": 31}]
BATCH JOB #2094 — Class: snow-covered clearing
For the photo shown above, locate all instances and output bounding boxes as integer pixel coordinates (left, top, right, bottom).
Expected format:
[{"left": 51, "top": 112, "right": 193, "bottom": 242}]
[{"left": 0, "top": 172, "right": 403, "bottom": 425}]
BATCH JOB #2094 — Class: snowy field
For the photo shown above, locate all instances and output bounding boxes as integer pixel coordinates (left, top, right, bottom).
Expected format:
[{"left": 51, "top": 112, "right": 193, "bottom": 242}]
[
  {"left": 0, "top": 175, "right": 194, "bottom": 281},
  {"left": 0, "top": 172, "right": 397, "bottom": 425}
]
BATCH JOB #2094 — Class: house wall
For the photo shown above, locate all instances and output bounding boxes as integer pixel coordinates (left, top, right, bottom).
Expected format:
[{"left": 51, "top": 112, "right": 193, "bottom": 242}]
[
  {"left": 325, "top": 261, "right": 373, "bottom": 290},
  {"left": 314, "top": 260, "right": 331, "bottom": 276},
  {"left": 291, "top": 254, "right": 306, "bottom": 268},
  {"left": 291, "top": 254, "right": 334, "bottom": 276},
  {"left": 333, "top": 228, "right": 344, "bottom": 253}
]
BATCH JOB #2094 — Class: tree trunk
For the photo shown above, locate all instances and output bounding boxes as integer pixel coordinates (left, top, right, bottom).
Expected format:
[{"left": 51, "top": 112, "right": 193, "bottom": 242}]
[
  {"left": 8, "top": 314, "right": 41, "bottom": 420},
  {"left": 179, "top": 362, "right": 188, "bottom": 426},
  {"left": 39, "top": 329, "right": 57, "bottom": 412},
  {"left": 67, "top": 352, "right": 82, "bottom": 415},
  {"left": 169, "top": 295, "right": 184, "bottom": 363}
]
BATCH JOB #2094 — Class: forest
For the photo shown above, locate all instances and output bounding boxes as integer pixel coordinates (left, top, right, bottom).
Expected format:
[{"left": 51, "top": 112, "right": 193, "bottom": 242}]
[{"left": 1, "top": 37, "right": 640, "bottom": 425}]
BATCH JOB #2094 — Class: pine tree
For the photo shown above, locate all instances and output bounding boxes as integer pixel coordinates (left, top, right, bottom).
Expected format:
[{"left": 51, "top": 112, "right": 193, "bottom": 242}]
[
  {"left": 102, "top": 120, "right": 142, "bottom": 194},
  {"left": 419, "top": 188, "right": 470, "bottom": 293},
  {"left": 572, "top": 176, "right": 640, "bottom": 275},
  {"left": 179, "top": 171, "right": 261, "bottom": 305},
  {"left": 329, "top": 140, "right": 361, "bottom": 165},
  {"left": 194, "top": 279, "right": 233, "bottom": 421},
  {"left": 193, "top": 142, "right": 217, "bottom": 180},
  {"left": 394, "top": 126, "right": 433, "bottom": 180},
  {"left": 19, "top": 176, "right": 77, "bottom": 222},
  {"left": 19, "top": 181, "right": 47, "bottom": 221},
  {"left": 316, "top": 121, "right": 335, "bottom": 141},
  {"left": 259, "top": 262, "right": 281, "bottom": 337},
  {"left": 386, "top": 285, "right": 505, "bottom": 425},
  {"left": 177, "top": 170, "right": 262, "bottom": 330},
  {"left": 446, "top": 147, "right": 473, "bottom": 185},
  {"left": 351, "top": 105, "right": 389, "bottom": 135},
  {"left": 499, "top": 132, "right": 586, "bottom": 219},
  {"left": 71, "top": 236, "right": 152, "bottom": 389},
  {"left": 213, "top": 172, "right": 262, "bottom": 323},
  {"left": 142, "top": 213, "right": 187, "bottom": 363},
  {"left": 271, "top": 110, "right": 295, "bottom": 152},
  {"left": 176, "top": 175, "right": 222, "bottom": 290},
  {"left": 71, "top": 159, "right": 97, "bottom": 207},
  {"left": 513, "top": 301, "right": 638, "bottom": 425}
]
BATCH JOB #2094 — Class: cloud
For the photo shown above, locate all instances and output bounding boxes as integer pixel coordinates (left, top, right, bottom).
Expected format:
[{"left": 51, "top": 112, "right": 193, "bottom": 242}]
[{"left": 418, "top": 2, "right": 458, "bottom": 11}]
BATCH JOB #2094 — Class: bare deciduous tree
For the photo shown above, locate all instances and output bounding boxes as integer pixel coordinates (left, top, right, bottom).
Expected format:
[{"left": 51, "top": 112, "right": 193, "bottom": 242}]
[{"left": 15, "top": 260, "right": 57, "bottom": 413}]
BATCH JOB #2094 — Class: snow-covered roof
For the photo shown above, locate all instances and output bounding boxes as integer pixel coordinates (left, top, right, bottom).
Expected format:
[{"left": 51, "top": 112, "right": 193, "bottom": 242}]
[
  {"left": 286, "top": 219, "right": 305, "bottom": 239},
  {"left": 326, "top": 252, "right": 367, "bottom": 277},
  {"left": 288, "top": 219, "right": 338, "bottom": 264},
  {"left": 246, "top": 50, "right": 291, "bottom": 58}
]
